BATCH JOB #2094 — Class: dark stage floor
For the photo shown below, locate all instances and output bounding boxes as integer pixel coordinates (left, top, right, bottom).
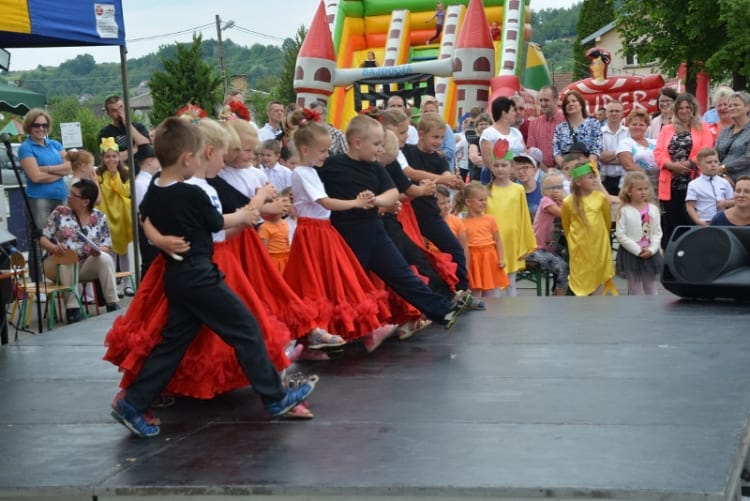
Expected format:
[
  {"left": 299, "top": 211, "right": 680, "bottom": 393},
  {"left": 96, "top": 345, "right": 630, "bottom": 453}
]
[{"left": 1, "top": 296, "right": 749, "bottom": 500}]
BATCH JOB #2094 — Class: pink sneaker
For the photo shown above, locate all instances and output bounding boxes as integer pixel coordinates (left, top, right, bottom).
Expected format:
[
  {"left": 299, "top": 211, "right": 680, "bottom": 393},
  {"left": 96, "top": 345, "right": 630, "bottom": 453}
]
[{"left": 362, "top": 324, "right": 397, "bottom": 353}]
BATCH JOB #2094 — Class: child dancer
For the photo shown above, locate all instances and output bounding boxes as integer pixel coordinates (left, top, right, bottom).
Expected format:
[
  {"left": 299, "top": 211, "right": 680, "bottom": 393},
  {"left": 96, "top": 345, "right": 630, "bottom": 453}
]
[
  {"left": 105, "top": 118, "right": 298, "bottom": 405},
  {"left": 453, "top": 181, "right": 508, "bottom": 298},
  {"left": 69, "top": 149, "right": 97, "bottom": 185},
  {"left": 527, "top": 169, "right": 570, "bottom": 296},
  {"left": 108, "top": 118, "right": 315, "bottom": 437},
  {"left": 259, "top": 193, "right": 292, "bottom": 273},
  {"left": 97, "top": 137, "right": 133, "bottom": 296},
  {"left": 284, "top": 108, "right": 395, "bottom": 352},
  {"left": 436, "top": 186, "right": 469, "bottom": 261},
  {"left": 258, "top": 139, "right": 292, "bottom": 191},
  {"left": 561, "top": 161, "right": 616, "bottom": 296},
  {"left": 485, "top": 148, "right": 537, "bottom": 296},
  {"left": 320, "top": 114, "right": 462, "bottom": 329},
  {"left": 615, "top": 171, "right": 663, "bottom": 295}
]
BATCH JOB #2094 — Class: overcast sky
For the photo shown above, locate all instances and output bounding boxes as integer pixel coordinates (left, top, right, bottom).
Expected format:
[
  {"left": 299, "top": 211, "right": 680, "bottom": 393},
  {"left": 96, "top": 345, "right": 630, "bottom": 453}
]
[{"left": 6, "top": 0, "right": 579, "bottom": 72}]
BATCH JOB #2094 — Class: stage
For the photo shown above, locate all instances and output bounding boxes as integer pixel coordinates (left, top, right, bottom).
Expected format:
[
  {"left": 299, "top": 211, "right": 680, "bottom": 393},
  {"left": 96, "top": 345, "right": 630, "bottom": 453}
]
[{"left": 0, "top": 296, "right": 748, "bottom": 500}]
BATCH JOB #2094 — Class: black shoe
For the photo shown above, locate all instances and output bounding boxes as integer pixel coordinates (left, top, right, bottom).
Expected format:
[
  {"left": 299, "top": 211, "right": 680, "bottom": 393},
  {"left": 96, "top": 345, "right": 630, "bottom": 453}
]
[
  {"left": 106, "top": 303, "right": 121, "bottom": 312},
  {"left": 66, "top": 308, "right": 83, "bottom": 324}
]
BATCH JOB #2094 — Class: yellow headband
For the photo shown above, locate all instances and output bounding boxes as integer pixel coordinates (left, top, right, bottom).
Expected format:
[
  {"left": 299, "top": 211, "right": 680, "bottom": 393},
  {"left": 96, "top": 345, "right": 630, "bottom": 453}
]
[{"left": 100, "top": 137, "right": 119, "bottom": 153}]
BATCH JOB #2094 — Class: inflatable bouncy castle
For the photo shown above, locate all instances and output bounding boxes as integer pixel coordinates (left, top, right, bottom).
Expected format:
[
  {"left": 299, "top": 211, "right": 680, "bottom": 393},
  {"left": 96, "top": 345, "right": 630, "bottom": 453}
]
[{"left": 294, "top": 0, "right": 552, "bottom": 129}]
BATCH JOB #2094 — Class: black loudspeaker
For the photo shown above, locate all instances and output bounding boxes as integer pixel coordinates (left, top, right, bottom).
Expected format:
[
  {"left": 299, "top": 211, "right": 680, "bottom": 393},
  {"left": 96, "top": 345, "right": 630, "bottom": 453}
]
[{"left": 661, "top": 225, "right": 750, "bottom": 299}]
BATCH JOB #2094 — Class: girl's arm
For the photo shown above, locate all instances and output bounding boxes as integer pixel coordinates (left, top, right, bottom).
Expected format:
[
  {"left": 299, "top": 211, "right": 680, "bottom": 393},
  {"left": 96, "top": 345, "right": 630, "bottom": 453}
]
[
  {"left": 318, "top": 190, "right": 376, "bottom": 211},
  {"left": 258, "top": 223, "right": 271, "bottom": 250},
  {"left": 544, "top": 202, "right": 562, "bottom": 218},
  {"left": 648, "top": 204, "right": 663, "bottom": 255},
  {"left": 493, "top": 228, "right": 505, "bottom": 269},
  {"left": 224, "top": 204, "right": 260, "bottom": 229}
]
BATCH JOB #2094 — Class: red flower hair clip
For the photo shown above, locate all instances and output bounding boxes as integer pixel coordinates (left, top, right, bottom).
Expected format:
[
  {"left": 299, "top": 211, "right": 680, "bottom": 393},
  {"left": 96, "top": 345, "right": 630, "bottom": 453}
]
[
  {"left": 176, "top": 102, "right": 208, "bottom": 120},
  {"left": 302, "top": 108, "right": 320, "bottom": 124},
  {"left": 359, "top": 106, "right": 383, "bottom": 121},
  {"left": 228, "top": 100, "right": 251, "bottom": 122}
]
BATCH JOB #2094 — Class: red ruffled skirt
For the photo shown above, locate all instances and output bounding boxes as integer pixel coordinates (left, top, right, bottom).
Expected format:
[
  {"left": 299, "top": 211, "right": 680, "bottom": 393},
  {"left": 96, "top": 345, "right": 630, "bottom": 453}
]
[
  {"left": 468, "top": 243, "right": 509, "bottom": 291},
  {"left": 284, "top": 217, "right": 391, "bottom": 340},
  {"left": 103, "top": 242, "right": 291, "bottom": 399},
  {"left": 397, "top": 200, "right": 459, "bottom": 291},
  {"left": 228, "top": 228, "right": 318, "bottom": 339}
]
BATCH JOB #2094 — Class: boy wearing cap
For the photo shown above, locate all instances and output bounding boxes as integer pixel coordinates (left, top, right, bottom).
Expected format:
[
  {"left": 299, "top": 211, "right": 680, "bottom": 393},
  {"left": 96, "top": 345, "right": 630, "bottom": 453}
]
[{"left": 513, "top": 153, "right": 541, "bottom": 220}]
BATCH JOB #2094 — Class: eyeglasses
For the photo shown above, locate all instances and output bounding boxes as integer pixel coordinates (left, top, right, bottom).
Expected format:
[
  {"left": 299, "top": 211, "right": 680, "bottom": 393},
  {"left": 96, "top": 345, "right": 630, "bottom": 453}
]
[
  {"left": 69, "top": 193, "right": 82, "bottom": 199},
  {"left": 543, "top": 185, "right": 564, "bottom": 190},
  {"left": 30, "top": 122, "right": 50, "bottom": 129}
]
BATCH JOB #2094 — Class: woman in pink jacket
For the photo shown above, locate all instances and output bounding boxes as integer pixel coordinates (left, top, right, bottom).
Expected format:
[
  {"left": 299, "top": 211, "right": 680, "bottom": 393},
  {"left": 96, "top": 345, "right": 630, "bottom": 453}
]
[{"left": 654, "top": 93, "right": 714, "bottom": 249}]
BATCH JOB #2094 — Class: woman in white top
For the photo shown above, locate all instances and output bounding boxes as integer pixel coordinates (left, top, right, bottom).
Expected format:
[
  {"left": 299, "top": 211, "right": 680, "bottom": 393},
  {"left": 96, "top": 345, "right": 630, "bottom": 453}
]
[
  {"left": 479, "top": 97, "right": 525, "bottom": 183},
  {"left": 617, "top": 108, "right": 658, "bottom": 190}
]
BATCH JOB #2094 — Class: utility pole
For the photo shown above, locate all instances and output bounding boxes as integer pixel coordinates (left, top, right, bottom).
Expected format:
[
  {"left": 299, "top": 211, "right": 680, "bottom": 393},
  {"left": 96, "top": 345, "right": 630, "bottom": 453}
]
[{"left": 216, "top": 14, "right": 227, "bottom": 95}]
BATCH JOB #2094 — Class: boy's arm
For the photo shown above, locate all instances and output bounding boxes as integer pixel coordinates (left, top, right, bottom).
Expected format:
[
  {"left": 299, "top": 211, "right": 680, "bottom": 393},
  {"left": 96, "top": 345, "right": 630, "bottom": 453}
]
[
  {"left": 403, "top": 166, "right": 461, "bottom": 188},
  {"left": 685, "top": 200, "right": 706, "bottom": 226},
  {"left": 142, "top": 217, "right": 191, "bottom": 255},
  {"left": 373, "top": 187, "right": 399, "bottom": 209},
  {"left": 224, "top": 204, "right": 260, "bottom": 229}
]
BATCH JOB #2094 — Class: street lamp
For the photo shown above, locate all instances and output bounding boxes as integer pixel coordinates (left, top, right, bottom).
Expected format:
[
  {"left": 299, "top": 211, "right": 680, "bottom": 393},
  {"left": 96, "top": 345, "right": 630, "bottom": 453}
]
[{"left": 215, "top": 15, "right": 235, "bottom": 95}]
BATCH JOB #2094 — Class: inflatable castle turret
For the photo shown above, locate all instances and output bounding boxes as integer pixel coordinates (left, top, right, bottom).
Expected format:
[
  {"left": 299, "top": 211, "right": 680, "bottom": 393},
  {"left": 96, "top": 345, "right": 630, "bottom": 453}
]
[
  {"left": 293, "top": 1, "right": 337, "bottom": 107},
  {"left": 452, "top": 0, "right": 495, "bottom": 119}
]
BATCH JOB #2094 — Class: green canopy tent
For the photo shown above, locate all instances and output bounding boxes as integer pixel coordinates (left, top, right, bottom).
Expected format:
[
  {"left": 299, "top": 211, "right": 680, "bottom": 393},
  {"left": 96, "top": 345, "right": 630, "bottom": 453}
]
[{"left": 0, "top": 81, "right": 45, "bottom": 115}]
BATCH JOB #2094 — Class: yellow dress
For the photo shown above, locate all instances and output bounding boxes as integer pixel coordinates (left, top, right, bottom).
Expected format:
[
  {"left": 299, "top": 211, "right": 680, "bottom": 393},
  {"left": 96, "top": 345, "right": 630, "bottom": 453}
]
[
  {"left": 97, "top": 170, "right": 132, "bottom": 255},
  {"left": 485, "top": 183, "right": 537, "bottom": 274},
  {"left": 561, "top": 191, "right": 614, "bottom": 295}
]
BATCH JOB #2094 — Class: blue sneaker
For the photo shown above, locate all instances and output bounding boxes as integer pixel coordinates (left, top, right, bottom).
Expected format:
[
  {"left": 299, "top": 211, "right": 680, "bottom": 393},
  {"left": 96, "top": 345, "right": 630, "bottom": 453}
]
[
  {"left": 111, "top": 396, "right": 160, "bottom": 438},
  {"left": 264, "top": 377, "right": 318, "bottom": 418}
]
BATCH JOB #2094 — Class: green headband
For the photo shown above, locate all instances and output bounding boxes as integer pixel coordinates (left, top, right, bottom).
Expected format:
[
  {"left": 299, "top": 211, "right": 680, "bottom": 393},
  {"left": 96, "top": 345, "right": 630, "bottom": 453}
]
[{"left": 571, "top": 162, "right": 594, "bottom": 179}]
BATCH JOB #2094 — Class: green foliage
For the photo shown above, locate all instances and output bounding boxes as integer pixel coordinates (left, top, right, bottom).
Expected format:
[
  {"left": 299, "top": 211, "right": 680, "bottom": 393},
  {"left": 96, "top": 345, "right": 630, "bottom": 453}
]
[
  {"left": 530, "top": 4, "right": 581, "bottom": 43},
  {"left": 618, "top": 0, "right": 724, "bottom": 94},
  {"left": 46, "top": 96, "right": 109, "bottom": 154},
  {"left": 705, "top": 0, "right": 750, "bottom": 90},
  {"left": 573, "top": 0, "right": 615, "bottom": 80},
  {"left": 270, "top": 26, "right": 307, "bottom": 110},
  {"left": 148, "top": 35, "right": 223, "bottom": 125}
]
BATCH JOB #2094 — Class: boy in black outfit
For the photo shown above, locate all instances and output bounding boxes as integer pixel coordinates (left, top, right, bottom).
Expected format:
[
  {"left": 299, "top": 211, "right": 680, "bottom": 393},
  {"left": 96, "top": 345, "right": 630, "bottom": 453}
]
[
  {"left": 111, "top": 117, "right": 315, "bottom": 438},
  {"left": 402, "top": 112, "right": 483, "bottom": 309},
  {"left": 319, "top": 115, "right": 461, "bottom": 328}
]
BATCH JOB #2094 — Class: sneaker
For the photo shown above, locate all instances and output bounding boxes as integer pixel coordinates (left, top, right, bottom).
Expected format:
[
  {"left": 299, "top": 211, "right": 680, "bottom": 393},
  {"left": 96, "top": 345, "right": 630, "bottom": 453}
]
[
  {"left": 264, "top": 378, "right": 318, "bottom": 418},
  {"left": 66, "top": 308, "right": 83, "bottom": 324},
  {"left": 463, "top": 294, "right": 486, "bottom": 311},
  {"left": 123, "top": 286, "right": 135, "bottom": 297},
  {"left": 362, "top": 323, "right": 396, "bottom": 353},
  {"left": 111, "top": 395, "right": 160, "bottom": 437}
]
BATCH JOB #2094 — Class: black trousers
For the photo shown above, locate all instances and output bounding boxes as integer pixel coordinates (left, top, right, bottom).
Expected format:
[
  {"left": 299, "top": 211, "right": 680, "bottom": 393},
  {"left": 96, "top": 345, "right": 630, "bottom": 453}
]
[
  {"left": 413, "top": 207, "right": 469, "bottom": 291},
  {"left": 125, "top": 262, "right": 284, "bottom": 412},
  {"left": 382, "top": 214, "right": 452, "bottom": 300},
  {"left": 334, "top": 219, "right": 453, "bottom": 322},
  {"left": 660, "top": 188, "right": 689, "bottom": 249}
]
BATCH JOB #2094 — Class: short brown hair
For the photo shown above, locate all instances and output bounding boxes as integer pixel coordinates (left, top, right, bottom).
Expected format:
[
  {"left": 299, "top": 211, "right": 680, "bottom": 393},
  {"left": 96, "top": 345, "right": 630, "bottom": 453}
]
[
  {"left": 345, "top": 115, "right": 381, "bottom": 144},
  {"left": 697, "top": 147, "right": 718, "bottom": 163},
  {"left": 417, "top": 111, "right": 445, "bottom": 133},
  {"left": 23, "top": 108, "right": 53, "bottom": 134},
  {"left": 153, "top": 117, "right": 203, "bottom": 168}
]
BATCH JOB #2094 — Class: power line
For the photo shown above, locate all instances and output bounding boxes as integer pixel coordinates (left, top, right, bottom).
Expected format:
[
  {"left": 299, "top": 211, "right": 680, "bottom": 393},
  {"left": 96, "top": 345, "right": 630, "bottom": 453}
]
[
  {"left": 127, "top": 23, "right": 215, "bottom": 43},
  {"left": 232, "top": 25, "right": 286, "bottom": 42}
]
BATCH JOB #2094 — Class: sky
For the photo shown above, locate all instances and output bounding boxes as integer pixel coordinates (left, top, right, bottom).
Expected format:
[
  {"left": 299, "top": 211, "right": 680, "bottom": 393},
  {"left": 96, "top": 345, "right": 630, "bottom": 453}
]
[{"left": 6, "top": 0, "right": 579, "bottom": 72}]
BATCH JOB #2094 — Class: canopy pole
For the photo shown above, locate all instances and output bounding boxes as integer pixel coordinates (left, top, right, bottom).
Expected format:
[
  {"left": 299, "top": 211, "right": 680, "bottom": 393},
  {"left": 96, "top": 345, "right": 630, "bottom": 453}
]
[{"left": 119, "top": 44, "right": 141, "bottom": 287}]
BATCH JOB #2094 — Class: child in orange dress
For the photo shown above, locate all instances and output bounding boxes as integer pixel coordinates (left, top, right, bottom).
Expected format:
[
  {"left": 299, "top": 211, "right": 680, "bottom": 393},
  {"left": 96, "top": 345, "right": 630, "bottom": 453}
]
[
  {"left": 453, "top": 181, "right": 508, "bottom": 298},
  {"left": 435, "top": 185, "right": 468, "bottom": 260},
  {"left": 259, "top": 194, "right": 292, "bottom": 274}
]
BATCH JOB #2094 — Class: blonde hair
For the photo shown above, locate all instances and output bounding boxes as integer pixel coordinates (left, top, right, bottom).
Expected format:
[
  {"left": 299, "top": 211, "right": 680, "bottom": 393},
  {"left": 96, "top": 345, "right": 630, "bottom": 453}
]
[
  {"left": 417, "top": 111, "right": 445, "bottom": 133},
  {"left": 382, "top": 129, "right": 399, "bottom": 165},
  {"left": 569, "top": 175, "right": 591, "bottom": 227},
  {"left": 452, "top": 181, "right": 487, "bottom": 215},
  {"left": 197, "top": 118, "right": 229, "bottom": 151},
  {"left": 618, "top": 170, "right": 655, "bottom": 205},
  {"left": 626, "top": 108, "right": 651, "bottom": 126},
  {"left": 697, "top": 147, "right": 718, "bottom": 163},
  {"left": 225, "top": 119, "right": 258, "bottom": 161},
  {"left": 345, "top": 115, "right": 381, "bottom": 144},
  {"left": 381, "top": 108, "right": 409, "bottom": 128}
]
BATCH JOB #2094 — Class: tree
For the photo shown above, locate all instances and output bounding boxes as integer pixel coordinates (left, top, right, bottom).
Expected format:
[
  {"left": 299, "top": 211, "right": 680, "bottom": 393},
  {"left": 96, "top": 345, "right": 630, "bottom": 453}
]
[
  {"left": 705, "top": 0, "right": 750, "bottom": 90},
  {"left": 148, "top": 35, "right": 223, "bottom": 125},
  {"left": 618, "top": 0, "right": 725, "bottom": 95},
  {"left": 270, "top": 25, "right": 307, "bottom": 112},
  {"left": 572, "top": 0, "right": 615, "bottom": 80},
  {"left": 46, "top": 96, "right": 109, "bottom": 154}
]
